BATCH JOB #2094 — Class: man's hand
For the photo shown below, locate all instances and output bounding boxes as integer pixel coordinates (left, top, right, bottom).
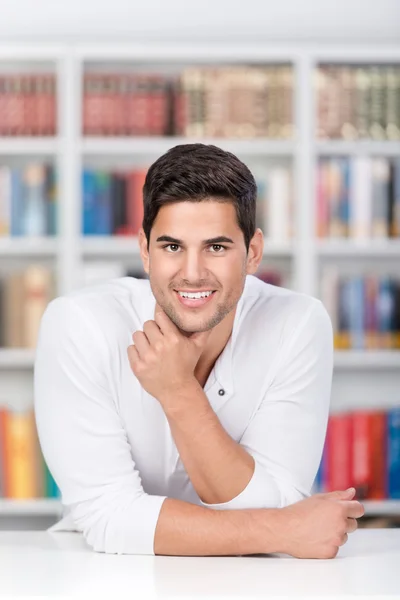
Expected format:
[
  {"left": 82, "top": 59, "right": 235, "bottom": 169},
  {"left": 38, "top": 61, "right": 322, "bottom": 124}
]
[
  {"left": 273, "top": 488, "right": 365, "bottom": 559},
  {"left": 127, "top": 308, "right": 211, "bottom": 403}
]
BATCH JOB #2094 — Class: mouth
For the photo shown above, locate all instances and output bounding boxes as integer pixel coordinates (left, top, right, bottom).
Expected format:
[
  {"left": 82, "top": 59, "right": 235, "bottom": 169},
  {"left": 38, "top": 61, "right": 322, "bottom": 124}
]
[{"left": 173, "top": 289, "right": 217, "bottom": 308}]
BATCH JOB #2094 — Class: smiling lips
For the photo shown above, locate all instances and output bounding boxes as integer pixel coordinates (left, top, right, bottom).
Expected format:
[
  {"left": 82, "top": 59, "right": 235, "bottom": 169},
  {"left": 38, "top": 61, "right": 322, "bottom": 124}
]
[{"left": 174, "top": 289, "right": 216, "bottom": 308}]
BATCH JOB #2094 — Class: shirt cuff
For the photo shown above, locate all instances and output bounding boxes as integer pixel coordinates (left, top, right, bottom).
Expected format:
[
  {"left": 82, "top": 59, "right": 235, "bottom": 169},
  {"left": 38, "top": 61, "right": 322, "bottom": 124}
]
[{"left": 197, "top": 459, "right": 281, "bottom": 510}]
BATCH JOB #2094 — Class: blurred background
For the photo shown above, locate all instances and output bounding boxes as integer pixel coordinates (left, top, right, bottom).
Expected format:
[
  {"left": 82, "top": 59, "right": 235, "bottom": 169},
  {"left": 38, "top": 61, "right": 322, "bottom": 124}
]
[{"left": 0, "top": 0, "right": 399, "bottom": 530}]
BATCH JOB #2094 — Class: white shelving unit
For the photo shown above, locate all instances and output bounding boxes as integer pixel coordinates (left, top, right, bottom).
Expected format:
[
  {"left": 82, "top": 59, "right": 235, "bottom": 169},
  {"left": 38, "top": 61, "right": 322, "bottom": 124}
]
[{"left": 0, "top": 42, "right": 399, "bottom": 527}]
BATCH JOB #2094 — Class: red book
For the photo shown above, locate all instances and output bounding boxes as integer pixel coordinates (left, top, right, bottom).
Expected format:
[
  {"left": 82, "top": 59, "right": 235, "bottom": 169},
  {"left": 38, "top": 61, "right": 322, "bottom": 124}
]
[
  {"left": 9, "top": 75, "right": 25, "bottom": 136},
  {"left": 114, "top": 74, "right": 127, "bottom": 136},
  {"left": 47, "top": 74, "right": 57, "bottom": 136},
  {"left": 326, "top": 412, "right": 353, "bottom": 492},
  {"left": 23, "top": 75, "right": 35, "bottom": 136},
  {"left": 149, "top": 75, "right": 168, "bottom": 136},
  {"left": 369, "top": 411, "right": 387, "bottom": 499},
  {"left": 83, "top": 73, "right": 103, "bottom": 136},
  {"left": 126, "top": 74, "right": 149, "bottom": 136},
  {"left": 0, "top": 76, "right": 6, "bottom": 135},
  {"left": 127, "top": 169, "right": 147, "bottom": 235},
  {"left": 351, "top": 411, "right": 374, "bottom": 500}
]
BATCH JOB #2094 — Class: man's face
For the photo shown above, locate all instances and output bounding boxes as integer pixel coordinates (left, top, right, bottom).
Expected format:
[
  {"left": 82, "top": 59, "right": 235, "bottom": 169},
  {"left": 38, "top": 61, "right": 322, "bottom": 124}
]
[{"left": 139, "top": 200, "right": 257, "bottom": 334}]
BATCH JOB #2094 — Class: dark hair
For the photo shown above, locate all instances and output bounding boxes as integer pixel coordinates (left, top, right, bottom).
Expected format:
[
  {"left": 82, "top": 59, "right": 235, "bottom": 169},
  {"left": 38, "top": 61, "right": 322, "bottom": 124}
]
[{"left": 142, "top": 143, "right": 257, "bottom": 252}]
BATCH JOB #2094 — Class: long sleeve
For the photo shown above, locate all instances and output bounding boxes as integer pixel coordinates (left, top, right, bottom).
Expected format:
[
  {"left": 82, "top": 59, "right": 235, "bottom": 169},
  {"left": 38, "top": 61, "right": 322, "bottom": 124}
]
[
  {"left": 34, "top": 297, "right": 167, "bottom": 555},
  {"left": 198, "top": 299, "right": 333, "bottom": 510}
]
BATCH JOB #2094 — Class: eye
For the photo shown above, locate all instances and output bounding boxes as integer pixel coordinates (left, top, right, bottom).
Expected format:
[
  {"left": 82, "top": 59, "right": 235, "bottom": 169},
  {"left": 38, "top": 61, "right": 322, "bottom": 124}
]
[
  {"left": 163, "top": 244, "right": 181, "bottom": 252},
  {"left": 210, "top": 245, "right": 226, "bottom": 252}
]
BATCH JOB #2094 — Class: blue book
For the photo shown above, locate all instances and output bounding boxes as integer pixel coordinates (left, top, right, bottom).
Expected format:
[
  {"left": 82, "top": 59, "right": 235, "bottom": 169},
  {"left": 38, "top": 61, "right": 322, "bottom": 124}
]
[
  {"left": 10, "top": 168, "right": 24, "bottom": 236},
  {"left": 82, "top": 169, "right": 97, "bottom": 235},
  {"left": 377, "top": 276, "right": 395, "bottom": 348},
  {"left": 45, "top": 165, "right": 57, "bottom": 236},
  {"left": 387, "top": 407, "right": 400, "bottom": 499},
  {"left": 94, "top": 171, "right": 112, "bottom": 235}
]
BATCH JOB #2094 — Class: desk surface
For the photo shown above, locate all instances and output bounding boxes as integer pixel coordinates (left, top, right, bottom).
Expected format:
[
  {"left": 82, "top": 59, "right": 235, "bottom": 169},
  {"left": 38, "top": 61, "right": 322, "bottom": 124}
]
[{"left": 0, "top": 529, "right": 399, "bottom": 597}]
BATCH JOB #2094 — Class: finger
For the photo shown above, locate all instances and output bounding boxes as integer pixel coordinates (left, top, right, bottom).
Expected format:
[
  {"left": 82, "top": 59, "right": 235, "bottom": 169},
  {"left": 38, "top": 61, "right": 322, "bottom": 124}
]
[
  {"left": 143, "top": 319, "right": 164, "bottom": 345},
  {"left": 346, "top": 517, "right": 358, "bottom": 534},
  {"left": 132, "top": 330, "right": 151, "bottom": 357},
  {"left": 316, "top": 488, "right": 355, "bottom": 500},
  {"left": 127, "top": 344, "right": 140, "bottom": 367},
  {"left": 340, "top": 500, "right": 365, "bottom": 519},
  {"left": 154, "top": 308, "right": 179, "bottom": 336}
]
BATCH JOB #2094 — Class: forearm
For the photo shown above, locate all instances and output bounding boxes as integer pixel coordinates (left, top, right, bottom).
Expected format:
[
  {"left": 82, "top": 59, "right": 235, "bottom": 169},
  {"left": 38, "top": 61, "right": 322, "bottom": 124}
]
[
  {"left": 162, "top": 380, "right": 255, "bottom": 505},
  {"left": 154, "top": 497, "right": 280, "bottom": 556}
]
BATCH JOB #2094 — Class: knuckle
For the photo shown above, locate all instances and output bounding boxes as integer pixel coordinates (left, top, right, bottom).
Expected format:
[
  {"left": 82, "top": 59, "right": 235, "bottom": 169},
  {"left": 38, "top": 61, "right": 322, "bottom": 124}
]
[{"left": 154, "top": 341, "right": 164, "bottom": 353}]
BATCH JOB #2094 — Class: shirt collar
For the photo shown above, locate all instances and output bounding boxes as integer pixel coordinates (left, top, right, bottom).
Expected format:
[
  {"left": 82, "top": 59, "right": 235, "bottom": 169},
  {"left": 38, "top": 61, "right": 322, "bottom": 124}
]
[{"left": 212, "top": 275, "right": 251, "bottom": 399}]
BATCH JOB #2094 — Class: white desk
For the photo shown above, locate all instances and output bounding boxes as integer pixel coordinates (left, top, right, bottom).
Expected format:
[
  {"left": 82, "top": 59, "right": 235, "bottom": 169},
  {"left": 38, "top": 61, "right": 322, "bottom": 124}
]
[{"left": 0, "top": 529, "right": 399, "bottom": 597}]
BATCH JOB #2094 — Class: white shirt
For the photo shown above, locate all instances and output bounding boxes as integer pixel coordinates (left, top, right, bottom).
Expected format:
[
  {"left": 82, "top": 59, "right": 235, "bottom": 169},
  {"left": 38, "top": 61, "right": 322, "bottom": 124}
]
[{"left": 33, "top": 274, "right": 333, "bottom": 555}]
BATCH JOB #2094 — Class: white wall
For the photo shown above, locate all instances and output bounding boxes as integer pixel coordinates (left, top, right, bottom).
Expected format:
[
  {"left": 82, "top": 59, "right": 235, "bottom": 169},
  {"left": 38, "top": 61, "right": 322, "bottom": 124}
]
[{"left": 0, "top": 0, "right": 399, "bottom": 43}]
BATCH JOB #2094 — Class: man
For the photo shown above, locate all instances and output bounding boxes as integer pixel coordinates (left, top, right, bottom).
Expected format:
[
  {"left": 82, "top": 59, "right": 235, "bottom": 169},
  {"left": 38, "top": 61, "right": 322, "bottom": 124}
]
[{"left": 34, "top": 143, "right": 364, "bottom": 559}]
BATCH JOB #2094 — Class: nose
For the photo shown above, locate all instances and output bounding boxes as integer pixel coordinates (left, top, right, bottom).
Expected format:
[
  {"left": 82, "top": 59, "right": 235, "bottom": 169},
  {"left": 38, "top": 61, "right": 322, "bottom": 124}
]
[{"left": 181, "top": 248, "right": 207, "bottom": 283}]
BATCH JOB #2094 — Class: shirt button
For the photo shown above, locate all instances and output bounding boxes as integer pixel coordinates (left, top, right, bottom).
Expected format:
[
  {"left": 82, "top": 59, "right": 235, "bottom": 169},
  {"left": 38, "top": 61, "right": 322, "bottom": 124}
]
[{"left": 218, "top": 389, "right": 225, "bottom": 396}]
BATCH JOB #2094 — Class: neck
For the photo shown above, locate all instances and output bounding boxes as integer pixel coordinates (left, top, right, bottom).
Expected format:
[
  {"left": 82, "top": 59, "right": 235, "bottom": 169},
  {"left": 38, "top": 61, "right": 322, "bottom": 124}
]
[{"left": 192, "top": 306, "right": 237, "bottom": 387}]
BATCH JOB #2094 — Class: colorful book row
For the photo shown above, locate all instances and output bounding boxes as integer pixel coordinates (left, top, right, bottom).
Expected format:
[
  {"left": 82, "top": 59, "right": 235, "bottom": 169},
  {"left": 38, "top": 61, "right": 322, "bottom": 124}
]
[
  {"left": 0, "top": 406, "right": 60, "bottom": 499},
  {"left": 0, "top": 74, "right": 57, "bottom": 136},
  {"left": 316, "top": 157, "right": 400, "bottom": 239},
  {"left": 316, "top": 64, "right": 400, "bottom": 140},
  {"left": 0, "top": 265, "right": 55, "bottom": 349},
  {"left": 83, "top": 65, "right": 294, "bottom": 138},
  {"left": 314, "top": 407, "right": 400, "bottom": 500},
  {"left": 0, "top": 164, "right": 57, "bottom": 237},
  {"left": 321, "top": 272, "right": 400, "bottom": 350}
]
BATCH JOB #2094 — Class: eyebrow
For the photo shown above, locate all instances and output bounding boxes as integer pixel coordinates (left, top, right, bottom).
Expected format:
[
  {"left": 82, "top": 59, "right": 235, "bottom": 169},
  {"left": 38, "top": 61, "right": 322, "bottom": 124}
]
[{"left": 156, "top": 235, "right": 235, "bottom": 245}]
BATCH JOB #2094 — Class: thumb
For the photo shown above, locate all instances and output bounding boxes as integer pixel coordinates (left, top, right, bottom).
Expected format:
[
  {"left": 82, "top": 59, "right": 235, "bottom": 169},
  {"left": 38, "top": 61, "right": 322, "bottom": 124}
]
[{"left": 316, "top": 487, "right": 356, "bottom": 500}]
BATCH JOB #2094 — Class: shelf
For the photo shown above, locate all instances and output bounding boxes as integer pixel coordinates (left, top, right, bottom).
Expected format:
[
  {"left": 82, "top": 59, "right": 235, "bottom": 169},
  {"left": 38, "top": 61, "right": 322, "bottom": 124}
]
[
  {"left": 81, "top": 236, "right": 294, "bottom": 257},
  {"left": 317, "top": 240, "right": 400, "bottom": 257},
  {"left": 0, "top": 138, "right": 60, "bottom": 155},
  {"left": 80, "top": 137, "right": 296, "bottom": 157},
  {"left": 0, "top": 237, "right": 59, "bottom": 256},
  {"left": 0, "top": 349, "right": 35, "bottom": 369},
  {"left": 316, "top": 140, "right": 400, "bottom": 157},
  {"left": 334, "top": 351, "right": 400, "bottom": 369},
  {"left": 0, "top": 499, "right": 62, "bottom": 516},
  {"left": 362, "top": 500, "right": 400, "bottom": 517},
  {"left": 0, "top": 498, "right": 397, "bottom": 517}
]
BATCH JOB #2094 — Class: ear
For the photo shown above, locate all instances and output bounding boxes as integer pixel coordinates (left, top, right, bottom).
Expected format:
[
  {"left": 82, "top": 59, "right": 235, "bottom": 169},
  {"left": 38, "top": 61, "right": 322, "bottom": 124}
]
[
  {"left": 138, "top": 228, "right": 149, "bottom": 275},
  {"left": 246, "top": 228, "right": 264, "bottom": 275}
]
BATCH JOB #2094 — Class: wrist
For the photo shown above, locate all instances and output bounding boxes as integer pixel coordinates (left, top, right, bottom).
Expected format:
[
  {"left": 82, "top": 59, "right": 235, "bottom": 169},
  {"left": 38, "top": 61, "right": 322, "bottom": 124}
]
[
  {"left": 158, "top": 377, "right": 203, "bottom": 416},
  {"left": 255, "top": 507, "right": 288, "bottom": 555}
]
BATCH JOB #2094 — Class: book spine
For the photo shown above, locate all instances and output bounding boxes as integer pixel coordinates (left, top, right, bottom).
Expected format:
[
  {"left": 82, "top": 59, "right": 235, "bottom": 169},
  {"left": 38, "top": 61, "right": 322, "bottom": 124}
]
[
  {"left": 387, "top": 407, "right": 400, "bottom": 499},
  {"left": 351, "top": 411, "right": 372, "bottom": 500},
  {"left": 82, "top": 169, "right": 96, "bottom": 235},
  {"left": 369, "top": 411, "right": 387, "bottom": 500},
  {"left": 5, "top": 409, "right": 37, "bottom": 499},
  {"left": 327, "top": 413, "right": 352, "bottom": 491}
]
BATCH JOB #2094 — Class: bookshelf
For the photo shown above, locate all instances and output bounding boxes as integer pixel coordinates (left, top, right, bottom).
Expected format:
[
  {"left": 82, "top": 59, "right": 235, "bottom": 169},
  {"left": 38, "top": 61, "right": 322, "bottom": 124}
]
[{"left": 0, "top": 42, "right": 399, "bottom": 528}]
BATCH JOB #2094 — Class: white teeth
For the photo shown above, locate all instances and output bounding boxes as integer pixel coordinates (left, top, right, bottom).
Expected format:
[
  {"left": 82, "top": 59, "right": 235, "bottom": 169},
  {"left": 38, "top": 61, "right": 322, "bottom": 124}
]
[{"left": 178, "top": 291, "right": 213, "bottom": 299}]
